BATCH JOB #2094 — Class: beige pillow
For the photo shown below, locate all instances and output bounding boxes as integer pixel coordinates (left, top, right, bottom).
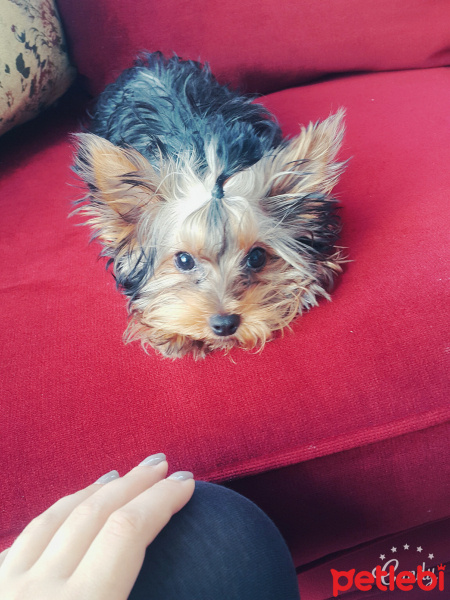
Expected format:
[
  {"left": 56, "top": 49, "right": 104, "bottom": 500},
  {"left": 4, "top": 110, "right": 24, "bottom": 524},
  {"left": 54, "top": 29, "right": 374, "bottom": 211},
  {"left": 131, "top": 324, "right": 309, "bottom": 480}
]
[{"left": 0, "top": 0, "right": 75, "bottom": 136}]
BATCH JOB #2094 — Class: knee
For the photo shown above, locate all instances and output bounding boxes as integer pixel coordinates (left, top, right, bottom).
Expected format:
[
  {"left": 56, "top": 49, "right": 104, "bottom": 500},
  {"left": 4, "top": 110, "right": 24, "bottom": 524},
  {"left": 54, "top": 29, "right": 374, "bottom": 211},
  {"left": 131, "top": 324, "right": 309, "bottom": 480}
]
[
  {"left": 130, "top": 481, "right": 300, "bottom": 600},
  {"left": 187, "top": 480, "right": 287, "bottom": 554}
]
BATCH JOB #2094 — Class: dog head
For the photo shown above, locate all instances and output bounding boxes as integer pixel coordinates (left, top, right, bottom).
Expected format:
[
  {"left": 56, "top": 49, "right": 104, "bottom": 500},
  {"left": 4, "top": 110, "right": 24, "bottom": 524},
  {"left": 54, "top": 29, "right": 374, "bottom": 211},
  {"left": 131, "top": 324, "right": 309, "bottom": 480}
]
[{"left": 74, "top": 109, "right": 345, "bottom": 358}]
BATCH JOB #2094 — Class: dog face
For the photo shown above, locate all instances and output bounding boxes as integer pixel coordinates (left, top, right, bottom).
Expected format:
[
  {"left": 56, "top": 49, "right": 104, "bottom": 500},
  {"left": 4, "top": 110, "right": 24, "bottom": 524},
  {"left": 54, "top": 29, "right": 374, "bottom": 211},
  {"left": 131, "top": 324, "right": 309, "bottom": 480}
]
[{"left": 74, "top": 110, "right": 345, "bottom": 358}]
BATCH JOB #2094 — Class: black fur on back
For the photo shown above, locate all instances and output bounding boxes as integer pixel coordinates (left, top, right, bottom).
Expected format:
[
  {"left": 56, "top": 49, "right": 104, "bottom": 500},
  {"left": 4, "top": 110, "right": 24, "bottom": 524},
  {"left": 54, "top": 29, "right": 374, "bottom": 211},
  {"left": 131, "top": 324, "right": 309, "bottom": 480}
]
[{"left": 89, "top": 52, "right": 282, "bottom": 182}]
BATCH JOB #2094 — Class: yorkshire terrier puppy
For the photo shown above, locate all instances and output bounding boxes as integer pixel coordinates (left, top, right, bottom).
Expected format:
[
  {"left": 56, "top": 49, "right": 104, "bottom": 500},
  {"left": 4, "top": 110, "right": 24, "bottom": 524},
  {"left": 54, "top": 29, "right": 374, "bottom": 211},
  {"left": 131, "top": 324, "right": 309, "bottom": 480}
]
[{"left": 74, "top": 52, "right": 345, "bottom": 358}]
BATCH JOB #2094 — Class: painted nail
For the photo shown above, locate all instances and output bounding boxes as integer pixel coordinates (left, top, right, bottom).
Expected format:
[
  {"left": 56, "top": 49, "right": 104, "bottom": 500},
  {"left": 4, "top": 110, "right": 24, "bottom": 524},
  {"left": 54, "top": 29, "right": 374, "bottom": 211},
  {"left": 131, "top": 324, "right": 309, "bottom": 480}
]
[
  {"left": 168, "top": 471, "right": 194, "bottom": 481},
  {"left": 94, "top": 470, "right": 120, "bottom": 484},
  {"left": 138, "top": 453, "right": 166, "bottom": 467}
]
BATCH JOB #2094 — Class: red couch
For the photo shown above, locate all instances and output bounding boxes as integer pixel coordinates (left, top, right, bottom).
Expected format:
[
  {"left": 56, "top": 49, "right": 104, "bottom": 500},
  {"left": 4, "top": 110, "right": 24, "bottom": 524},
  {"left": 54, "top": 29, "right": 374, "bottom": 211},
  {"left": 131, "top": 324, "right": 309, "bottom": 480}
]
[{"left": 1, "top": 1, "right": 449, "bottom": 598}]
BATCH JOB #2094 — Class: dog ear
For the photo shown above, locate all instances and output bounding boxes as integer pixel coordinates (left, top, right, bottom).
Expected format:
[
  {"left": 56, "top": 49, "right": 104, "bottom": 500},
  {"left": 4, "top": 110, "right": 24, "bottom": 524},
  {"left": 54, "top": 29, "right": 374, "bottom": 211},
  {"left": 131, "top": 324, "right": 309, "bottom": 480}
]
[
  {"left": 249, "top": 110, "right": 346, "bottom": 253},
  {"left": 73, "top": 133, "right": 161, "bottom": 248},
  {"left": 262, "top": 109, "right": 346, "bottom": 199}
]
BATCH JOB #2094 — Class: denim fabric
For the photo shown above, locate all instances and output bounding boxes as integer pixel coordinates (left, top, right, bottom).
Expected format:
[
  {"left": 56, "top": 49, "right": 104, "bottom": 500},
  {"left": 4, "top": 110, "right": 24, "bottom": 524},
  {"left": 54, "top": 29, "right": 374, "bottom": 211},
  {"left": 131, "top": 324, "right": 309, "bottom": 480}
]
[{"left": 129, "top": 481, "right": 300, "bottom": 600}]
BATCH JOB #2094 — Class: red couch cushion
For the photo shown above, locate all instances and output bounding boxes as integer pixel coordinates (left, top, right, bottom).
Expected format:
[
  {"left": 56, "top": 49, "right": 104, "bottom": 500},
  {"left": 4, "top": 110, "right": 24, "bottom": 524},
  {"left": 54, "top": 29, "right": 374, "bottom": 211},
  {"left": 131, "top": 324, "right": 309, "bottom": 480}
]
[
  {"left": 56, "top": 0, "right": 450, "bottom": 95},
  {"left": 229, "top": 422, "right": 450, "bottom": 568},
  {"left": 1, "top": 68, "right": 449, "bottom": 558}
]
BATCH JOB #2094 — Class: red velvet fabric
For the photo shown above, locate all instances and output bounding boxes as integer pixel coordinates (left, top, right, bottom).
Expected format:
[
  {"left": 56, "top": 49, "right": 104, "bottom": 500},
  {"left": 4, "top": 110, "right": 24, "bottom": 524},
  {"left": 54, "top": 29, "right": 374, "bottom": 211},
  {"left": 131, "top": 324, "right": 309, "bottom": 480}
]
[
  {"left": 1, "top": 68, "right": 449, "bottom": 572},
  {"left": 56, "top": 0, "right": 450, "bottom": 95},
  {"left": 228, "top": 422, "right": 450, "bottom": 568}
]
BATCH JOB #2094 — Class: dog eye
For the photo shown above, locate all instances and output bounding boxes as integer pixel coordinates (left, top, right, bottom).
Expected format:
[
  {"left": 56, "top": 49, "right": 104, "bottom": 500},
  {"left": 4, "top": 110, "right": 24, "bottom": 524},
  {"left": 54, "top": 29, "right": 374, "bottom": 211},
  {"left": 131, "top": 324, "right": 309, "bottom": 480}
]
[
  {"left": 246, "top": 247, "right": 266, "bottom": 270},
  {"left": 174, "top": 252, "right": 196, "bottom": 271}
]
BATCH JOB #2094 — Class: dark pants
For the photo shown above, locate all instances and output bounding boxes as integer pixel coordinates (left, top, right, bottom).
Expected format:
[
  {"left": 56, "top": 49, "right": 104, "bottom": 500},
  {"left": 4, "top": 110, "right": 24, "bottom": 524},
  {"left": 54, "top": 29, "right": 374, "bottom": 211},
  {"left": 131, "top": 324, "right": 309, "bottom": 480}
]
[{"left": 129, "top": 481, "right": 301, "bottom": 600}]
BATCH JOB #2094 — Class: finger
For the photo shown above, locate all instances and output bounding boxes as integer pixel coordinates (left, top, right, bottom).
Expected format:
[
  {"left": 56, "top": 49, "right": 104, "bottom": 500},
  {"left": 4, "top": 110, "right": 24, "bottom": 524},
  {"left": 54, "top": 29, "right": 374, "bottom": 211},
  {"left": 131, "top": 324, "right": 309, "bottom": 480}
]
[
  {"left": 36, "top": 455, "right": 168, "bottom": 578},
  {"left": 0, "top": 548, "right": 10, "bottom": 568},
  {"left": 2, "top": 479, "right": 111, "bottom": 575},
  {"left": 72, "top": 473, "right": 195, "bottom": 600}
]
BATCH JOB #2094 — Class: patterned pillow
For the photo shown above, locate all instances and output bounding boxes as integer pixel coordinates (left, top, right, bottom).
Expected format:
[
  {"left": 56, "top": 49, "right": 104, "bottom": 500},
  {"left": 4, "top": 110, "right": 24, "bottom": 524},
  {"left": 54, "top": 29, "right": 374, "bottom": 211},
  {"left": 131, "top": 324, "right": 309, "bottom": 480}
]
[{"left": 0, "top": 0, "right": 75, "bottom": 136}]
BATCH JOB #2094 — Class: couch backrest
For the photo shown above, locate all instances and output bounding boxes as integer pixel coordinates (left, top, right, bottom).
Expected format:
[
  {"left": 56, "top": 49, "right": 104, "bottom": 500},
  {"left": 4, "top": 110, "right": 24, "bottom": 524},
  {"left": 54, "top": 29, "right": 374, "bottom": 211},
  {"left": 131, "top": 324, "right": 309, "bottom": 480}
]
[{"left": 57, "top": 0, "right": 450, "bottom": 95}]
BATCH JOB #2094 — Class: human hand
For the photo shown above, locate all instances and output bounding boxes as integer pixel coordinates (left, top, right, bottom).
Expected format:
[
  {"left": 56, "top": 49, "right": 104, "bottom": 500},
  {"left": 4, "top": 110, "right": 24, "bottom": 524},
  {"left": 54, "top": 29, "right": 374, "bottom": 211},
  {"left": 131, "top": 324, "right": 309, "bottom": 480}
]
[{"left": 0, "top": 454, "right": 194, "bottom": 600}]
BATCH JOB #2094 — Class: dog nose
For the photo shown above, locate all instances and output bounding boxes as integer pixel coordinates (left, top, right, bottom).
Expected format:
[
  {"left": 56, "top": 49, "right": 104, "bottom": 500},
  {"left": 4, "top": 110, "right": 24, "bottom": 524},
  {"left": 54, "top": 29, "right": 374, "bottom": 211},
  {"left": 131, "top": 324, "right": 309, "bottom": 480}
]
[{"left": 209, "top": 313, "right": 241, "bottom": 336}]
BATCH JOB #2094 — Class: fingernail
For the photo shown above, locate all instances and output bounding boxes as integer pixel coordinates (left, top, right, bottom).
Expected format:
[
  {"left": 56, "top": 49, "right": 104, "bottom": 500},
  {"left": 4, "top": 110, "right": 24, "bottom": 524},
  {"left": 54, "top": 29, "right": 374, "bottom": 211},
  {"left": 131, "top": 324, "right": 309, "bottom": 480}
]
[
  {"left": 94, "top": 470, "right": 120, "bottom": 484},
  {"left": 138, "top": 453, "right": 166, "bottom": 467},
  {"left": 168, "top": 471, "right": 194, "bottom": 481}
]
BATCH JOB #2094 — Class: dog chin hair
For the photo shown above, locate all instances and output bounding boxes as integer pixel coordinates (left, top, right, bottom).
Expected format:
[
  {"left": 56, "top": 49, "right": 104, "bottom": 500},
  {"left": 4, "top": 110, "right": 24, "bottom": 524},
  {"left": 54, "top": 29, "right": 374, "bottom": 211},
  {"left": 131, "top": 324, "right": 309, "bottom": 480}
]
[{"left": 72, "top": 51, "right": 346, "bottom": 358}]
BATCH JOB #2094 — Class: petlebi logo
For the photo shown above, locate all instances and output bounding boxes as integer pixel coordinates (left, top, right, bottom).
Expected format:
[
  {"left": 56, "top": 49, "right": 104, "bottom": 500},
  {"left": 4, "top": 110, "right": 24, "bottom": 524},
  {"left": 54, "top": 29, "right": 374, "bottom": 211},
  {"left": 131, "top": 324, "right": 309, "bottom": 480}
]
[{"left": 331, "top": 541, "right": 446, "bottom": 596}]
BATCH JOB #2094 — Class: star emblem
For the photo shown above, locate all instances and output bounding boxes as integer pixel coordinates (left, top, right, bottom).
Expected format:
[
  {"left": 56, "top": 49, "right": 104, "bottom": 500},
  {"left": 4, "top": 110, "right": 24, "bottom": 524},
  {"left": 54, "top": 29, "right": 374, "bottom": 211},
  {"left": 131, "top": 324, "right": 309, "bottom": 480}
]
[{"left": 377, "top": 542, "right": 436, "bottom": 566}]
